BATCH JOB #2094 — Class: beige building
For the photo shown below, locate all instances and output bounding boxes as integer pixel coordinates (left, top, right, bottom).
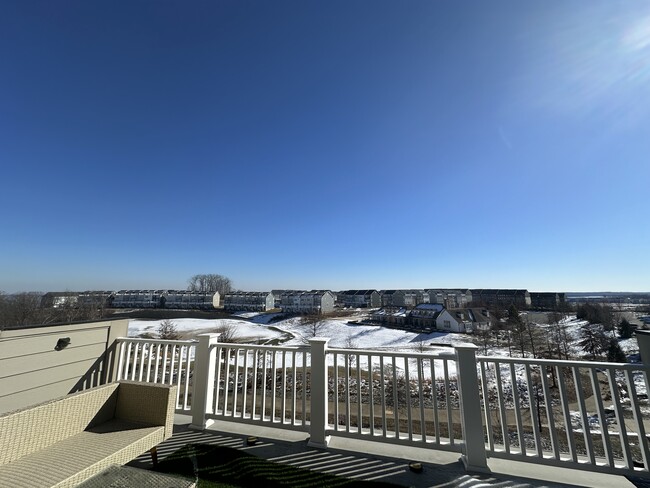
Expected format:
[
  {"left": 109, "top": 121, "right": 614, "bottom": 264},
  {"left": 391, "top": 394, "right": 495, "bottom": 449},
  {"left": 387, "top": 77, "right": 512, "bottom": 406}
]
[{"left": 0, "top": 319, "right": 128, "bottom": 414}]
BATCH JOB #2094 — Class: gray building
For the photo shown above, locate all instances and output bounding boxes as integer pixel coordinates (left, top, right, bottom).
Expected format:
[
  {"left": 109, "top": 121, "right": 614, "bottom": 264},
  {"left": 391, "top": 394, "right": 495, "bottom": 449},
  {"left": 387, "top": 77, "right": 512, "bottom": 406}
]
[
  {"left": 40, "top": 292, "right": 79, "bottom": 308},
  {"left": 111, "top": 290, "right": 165, "bottom": 308},
  {"left": 426, "top": 289, "right": 472, "bottom": 308},
  {"left": 338, "top": 290, "right": 381, "bottom": 308},
  {"left": 280, "top": 290, "right": 335, "bottom": 315},
  {"left": 529, "top": 292, "right": 566, "bottom": 310},
  {"left": 164, "top": 290, "right": 220, "bottom": 309},
  {"left": 223, "top": 292, "right": 274, "bottom": 312},
  {"left": 470, "top": 289, "right": 531, "bottom": 310},
  {"left": 380, "top": 290, "right": 429, "bottom": 308}
]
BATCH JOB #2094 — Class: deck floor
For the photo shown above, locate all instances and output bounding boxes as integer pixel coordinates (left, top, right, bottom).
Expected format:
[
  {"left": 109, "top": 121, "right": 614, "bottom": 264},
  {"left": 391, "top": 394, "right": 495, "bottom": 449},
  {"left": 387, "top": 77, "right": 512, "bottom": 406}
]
[{"left": 127, "top": 413, "right": 643, "bottom": 488}]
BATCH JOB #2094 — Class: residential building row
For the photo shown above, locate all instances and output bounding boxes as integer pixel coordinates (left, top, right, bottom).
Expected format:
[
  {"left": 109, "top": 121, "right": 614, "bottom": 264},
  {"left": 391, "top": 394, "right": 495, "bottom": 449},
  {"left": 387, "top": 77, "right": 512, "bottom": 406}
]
[
  {"left": 40, "top": 288, "right": 566, "bottom": 314},
  {"left": 371, "top": 304, "right": 491, "bottom": 334},
  {"left": 79, "top": 290, "right": 221, "bottom": 309},
  {"left": 223, "top": 290, "right": 336, "bottom": 315}
]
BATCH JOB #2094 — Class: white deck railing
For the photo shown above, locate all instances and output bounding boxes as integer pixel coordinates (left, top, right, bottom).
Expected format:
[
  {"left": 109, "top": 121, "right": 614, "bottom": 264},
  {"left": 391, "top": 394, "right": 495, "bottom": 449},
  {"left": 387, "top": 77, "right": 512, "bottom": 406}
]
[
  {"left": 326, "top": 347, "right": 462, "bottom": 452},
  {"left": 114, "top": 333, "right": 650, "bottom": 478},
  {"left": 115, "top": 338, "right": 196, "bottom": 412},
  {"left": 208, "top": 343, "right": 312, "bottom": 430},
  {"left": 478, "top": 355, "right": 650, "bottom": 474}
]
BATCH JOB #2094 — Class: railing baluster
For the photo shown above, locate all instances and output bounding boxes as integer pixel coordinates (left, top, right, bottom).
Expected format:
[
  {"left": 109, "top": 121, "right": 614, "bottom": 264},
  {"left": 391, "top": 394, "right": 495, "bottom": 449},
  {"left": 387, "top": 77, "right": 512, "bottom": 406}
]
[
  {"left": 154, "top": 344, "right": 161, "bottom": 383},
  {"left": 160, "top": 344, "right": 169, "bottom": 384},
  {"left": 540, "top": 362, "right": 559, "bottom": 460},
  {"left": 262, "top": 350, "right": 268, "bottom": 421},
  {"left": 573, "top": 367, "right": 595, "bottom": 464},
  {"left": 418, "top": 357, "right": 425, "bottom": 443},
  {"left": 495, "top": 361, "right": 509, "bottom": 454},
  {"left": 479, "top": 359, "right": 493, "bottom": 451},
  {"left": 214, "top": 346, "right": 222, "bottom": 414},
  {"left": 625, "top": 369, "right": 649, "bottom": 470},
  {"left": 523, "top": 364, "right": 542, "bottom": 457},
  {"left": 510, "top": 362, "right": 525, "bottom": 456},
  {"left": 443, "top": 359, "right": 453, "bottom": 445},
  {"left": 223, "top": 347, "right": 231, "bottom": 416},
  {"left": 380, "top": 355, "right": 387, "bottom": 438},
  {"left": 333, "top": 352, "right": 339, "bottom": 431},
  {"left": 345, "top": 353, "right": 350, "bottom": 433},
  {"left": 405, "top": 356, "right": 413, "bottom": 441},
  {"left": 183, "top": 344, "right": 192, "bottom": 410},
  {"left": 232, "top": 348, "right": 240, "bottom": 417},
  {"left": 369, "top": 353, "right": 375, "bottom": 436},
  {"left": 138, "top": 343, "right": 146, "bottom": 382},
  {"left": 301, "top": 352, "right": 307, "bottom": 427},
  {"left": 356, "top": 352, "right": 362, "bottom": 434},
  {"left": 291, "top": 350, "right": 297, "bottom": 425},
  {"left": 281, "top": 350, "right": 287, "bottom": 423},
  {"left": 175, "top": 345, "right": 183, "bottom": 408},
  {"left": 169, "top": 345, "right": 177, "bottom": 386},
  {"left": 556, "top": 365, "right": 577, "bottom": 462},
  {"left": 271, "top": 350, "right": 277, "bottom": 422},
  {"left": 125, "top": 342, "right": 133, "bottom": 380},
  {"left": 589, "top": 367, "right": 613, "bottom": 467},
  {"left": 241, "top": 349, "right": 250, "bottom": 418},
  {"left": 145, "top": 343, "right": 153, "bottom": 382},
  {"left": 431, "top": 358, "right": 440, "bottom": 445},
  {"left": 253, "top": 349, "right": 260, "bottom": 419},
  {"left": 607, "top": 367, "right": 633, "bottom": 469},
  {"left": 392, "top": 356, "right": 399, "bottom": 439}
]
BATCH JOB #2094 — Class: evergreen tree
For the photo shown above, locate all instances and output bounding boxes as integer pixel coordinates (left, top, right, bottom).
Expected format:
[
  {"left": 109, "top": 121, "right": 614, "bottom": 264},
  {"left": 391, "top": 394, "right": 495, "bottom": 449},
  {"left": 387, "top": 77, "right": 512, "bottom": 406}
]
[
  {"left": 618, "top": 318, "right": 633, "bottom": 339},
  {"left": 606, "top": 339, "right": 627, "bottom": 363},
  {"left": 579, "top": 323, "right": 609, "bottom": 358}
]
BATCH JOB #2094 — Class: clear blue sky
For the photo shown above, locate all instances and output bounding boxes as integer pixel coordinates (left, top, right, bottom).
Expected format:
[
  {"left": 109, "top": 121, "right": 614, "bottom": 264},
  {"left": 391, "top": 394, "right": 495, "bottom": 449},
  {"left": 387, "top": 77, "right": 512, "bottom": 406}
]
[{"left": 1, "top": 1, "right": 648, "bottom": 293}]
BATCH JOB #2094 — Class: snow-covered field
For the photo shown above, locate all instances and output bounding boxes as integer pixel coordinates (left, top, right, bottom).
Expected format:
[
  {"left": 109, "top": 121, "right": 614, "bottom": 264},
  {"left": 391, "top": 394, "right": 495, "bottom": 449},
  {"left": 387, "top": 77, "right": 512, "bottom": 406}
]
[
  {"left": 127, "top": 313, "right": 471, "bottom": 352},
  {"left": 127, "top": 312, "right": 640, "bottom": 358},
  {"left": 128, "top": 318, "right": 284, "bottom": 343}
]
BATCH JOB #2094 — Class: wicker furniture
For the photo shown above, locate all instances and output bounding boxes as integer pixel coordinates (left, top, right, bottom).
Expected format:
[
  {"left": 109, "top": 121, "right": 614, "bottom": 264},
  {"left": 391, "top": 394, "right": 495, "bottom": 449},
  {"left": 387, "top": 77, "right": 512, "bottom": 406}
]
[
  {"left": 0, "top": 381, "right": 176, "bottom": 488},
  {"left": 76, "top": 465, "right": 195, "bottom": 488}
]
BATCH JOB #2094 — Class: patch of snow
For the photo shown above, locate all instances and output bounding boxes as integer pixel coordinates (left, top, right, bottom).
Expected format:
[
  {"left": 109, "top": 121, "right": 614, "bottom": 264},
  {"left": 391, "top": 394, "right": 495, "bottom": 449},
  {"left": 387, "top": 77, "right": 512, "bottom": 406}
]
[{"left": 128, "top": 318, "right": 283, "bottom": 342}]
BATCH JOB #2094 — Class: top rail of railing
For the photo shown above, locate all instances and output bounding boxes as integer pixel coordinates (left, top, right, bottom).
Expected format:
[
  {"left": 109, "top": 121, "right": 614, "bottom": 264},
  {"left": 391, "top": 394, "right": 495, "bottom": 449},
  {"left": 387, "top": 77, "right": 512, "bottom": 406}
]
[
  {"left": 116, "top": 337, "right": 196, "bottom": 346},
  {"left": 477, "top": 354, "right": 650, "bottom": 371},
  {"left": 209, "top": 342, "right": 310, "bottom": 353},
  {"left": 327, "top": 346, "right": 456, "bottom": 358}
]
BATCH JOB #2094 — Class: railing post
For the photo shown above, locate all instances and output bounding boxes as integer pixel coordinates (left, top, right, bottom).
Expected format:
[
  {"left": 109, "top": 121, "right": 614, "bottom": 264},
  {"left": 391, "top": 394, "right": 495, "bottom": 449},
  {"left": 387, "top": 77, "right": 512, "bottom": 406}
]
[
  {"left": 190, "top": 333, "right": 220, "bottom": 431},
  {"left": 637, "top": 330, "right": 650, "bottom": 365},
  {"left": 307, "top": 337, "right": 330, "bottom": 448},
  {"left": 455, "top": 343, "right": 490, "bottom": 473}
]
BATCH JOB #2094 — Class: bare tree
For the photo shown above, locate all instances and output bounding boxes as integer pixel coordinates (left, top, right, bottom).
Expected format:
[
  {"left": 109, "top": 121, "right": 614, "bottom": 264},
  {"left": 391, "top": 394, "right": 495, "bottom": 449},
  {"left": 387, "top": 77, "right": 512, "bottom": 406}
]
[
  {"left": 187, "top": 274, "right": 233, "bottom": 295},
  {"left": 301, "top": 315, "right": 326, "bottom": 342},
  {"left": 0, "top": 292, "right": 7, "bottom": 331},
  {"left": 345, "top": 333, "right": 358, "bottom": 368},
  {"left": 474, "top": 326, "right": 494, "bottom": 355},
  {"left": 215, "top": 323, "right": 238, "bottom": 343},
  {"left": 1, "top": 292, "right": 47, "bottom": 328},
  {"left": 546, "top": 310, "right": 571, "bottom": 360},
  {"left": 158, "top": 319, "right": 180, "bottom": 340}
]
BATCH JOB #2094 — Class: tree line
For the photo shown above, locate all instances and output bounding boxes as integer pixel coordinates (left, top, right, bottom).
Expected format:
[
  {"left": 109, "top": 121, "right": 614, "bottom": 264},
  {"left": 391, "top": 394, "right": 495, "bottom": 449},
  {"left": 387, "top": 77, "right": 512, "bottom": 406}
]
[
  {"left": 0, "top": 273, "right": 233, "bottom": 330},
  {"left": 0, "top": 292, "right": 109, "bottom": 330},
  {"left": 474, "top": 304, "right": 632, "bottom": 363}
]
